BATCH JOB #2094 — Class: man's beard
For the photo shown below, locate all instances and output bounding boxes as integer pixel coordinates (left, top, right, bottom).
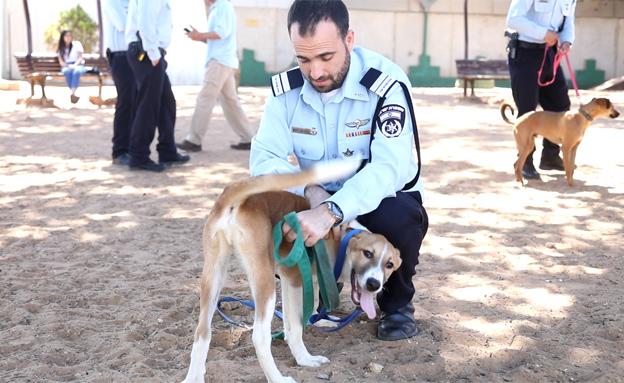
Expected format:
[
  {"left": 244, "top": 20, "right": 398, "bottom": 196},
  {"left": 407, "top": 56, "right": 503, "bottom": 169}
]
[{"left": 309, "top": 49, "right": 350, "bottom": 93}]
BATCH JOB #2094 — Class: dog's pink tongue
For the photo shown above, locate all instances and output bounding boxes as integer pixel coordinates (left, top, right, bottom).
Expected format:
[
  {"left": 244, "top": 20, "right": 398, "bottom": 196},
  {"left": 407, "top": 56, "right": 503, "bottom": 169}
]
[{"left": 359, "top": 290, "right": 376, "bottom": 319}]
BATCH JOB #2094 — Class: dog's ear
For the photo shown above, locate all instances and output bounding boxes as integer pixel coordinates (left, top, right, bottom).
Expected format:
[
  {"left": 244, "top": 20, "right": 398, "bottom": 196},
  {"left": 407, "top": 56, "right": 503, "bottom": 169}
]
[{"left": 605, "top": 99, "right": 611, "bottom": 109}]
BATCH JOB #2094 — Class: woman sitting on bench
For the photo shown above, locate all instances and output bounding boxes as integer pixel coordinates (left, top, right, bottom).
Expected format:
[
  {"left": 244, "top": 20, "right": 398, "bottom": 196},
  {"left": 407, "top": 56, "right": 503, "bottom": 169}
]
[{"left": 57, "top": 30, "right": 86, "bottom": 104}]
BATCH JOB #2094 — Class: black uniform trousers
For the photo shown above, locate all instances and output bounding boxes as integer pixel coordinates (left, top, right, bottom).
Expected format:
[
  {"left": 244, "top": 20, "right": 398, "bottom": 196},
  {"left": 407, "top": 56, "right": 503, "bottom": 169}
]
[
  {"left": 109, "top": 51, "right": 136, "bottom": 159},
  {"left": 357, "top": 191, "right": 428, "bottom": 313},
  {"left": 508, "top": 45, "right": 571, "bottom": 159},
  {"left": 127, "top": 43, "right": 178, "bottom": 167}
]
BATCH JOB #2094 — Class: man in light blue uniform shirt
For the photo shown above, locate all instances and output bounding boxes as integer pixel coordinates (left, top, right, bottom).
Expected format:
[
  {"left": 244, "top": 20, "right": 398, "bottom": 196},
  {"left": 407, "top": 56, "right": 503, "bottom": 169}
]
[
  {"left": 125, "top": 0, "right": 189, "bottom": 172},
  {"left": 506, "top": 0, "right": 576, "bottom": 179},
  {"left": 250, "top": 0, "right": 428, "bottom": 341},
  {"left": 176, "top": 0, "right": 256, "bottom": 152},
  {"left": 104, "top": 0, "right": 136, "bottom": 166}
]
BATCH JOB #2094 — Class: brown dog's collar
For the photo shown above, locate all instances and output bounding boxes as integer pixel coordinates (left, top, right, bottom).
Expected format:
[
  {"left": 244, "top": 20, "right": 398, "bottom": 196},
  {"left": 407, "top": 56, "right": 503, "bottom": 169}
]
[{"left": 579, "top": 107, "right": 593, "bottom": 122}]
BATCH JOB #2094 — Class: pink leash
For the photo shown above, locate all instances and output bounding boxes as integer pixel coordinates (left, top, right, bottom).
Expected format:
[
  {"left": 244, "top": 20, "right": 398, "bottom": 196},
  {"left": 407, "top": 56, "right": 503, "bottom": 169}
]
[{"left": 538, "top": 45, "right": 582, "bottom": 105}]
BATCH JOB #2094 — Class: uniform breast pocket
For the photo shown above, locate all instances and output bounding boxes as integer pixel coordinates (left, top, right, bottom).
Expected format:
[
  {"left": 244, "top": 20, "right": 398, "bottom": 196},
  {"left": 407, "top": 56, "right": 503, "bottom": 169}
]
[
  {"left": 338, "top": 134, "right": 370, "bottom": 161},
  {"left": 291, "top": 129, "right": 324, "bottom": 168},
  {"left": 534, "top": 0, "right": 554, "bottom": 13}
]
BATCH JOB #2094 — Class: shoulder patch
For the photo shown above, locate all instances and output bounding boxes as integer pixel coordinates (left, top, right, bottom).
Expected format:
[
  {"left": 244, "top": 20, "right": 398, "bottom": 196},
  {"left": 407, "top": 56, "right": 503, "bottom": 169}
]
[
  {"left": 377, "top": 104, "right": 405, "bottom": 138},
  {"left": 359, "top": 68, "right": 397, "bottom": 98},
  {"left": 271, "top": 68, "right": 304, "bottom": 97}
]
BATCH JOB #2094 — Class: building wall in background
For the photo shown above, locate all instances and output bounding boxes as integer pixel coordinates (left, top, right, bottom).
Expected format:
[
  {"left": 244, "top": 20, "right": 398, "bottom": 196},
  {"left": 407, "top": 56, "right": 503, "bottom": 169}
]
[{"left": 4, "top": 0, "right": 623, "bottom": 88}]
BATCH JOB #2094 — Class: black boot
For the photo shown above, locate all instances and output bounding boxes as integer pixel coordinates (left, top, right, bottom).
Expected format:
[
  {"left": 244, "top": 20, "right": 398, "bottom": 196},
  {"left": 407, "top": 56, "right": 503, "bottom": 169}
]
[
  {"left": 539, "top": 138, "right": 564, "bottom": 171},
  {"left": 522, "top": 150, "right": 540, "bottom": 180},
  {"left": 378, "top": 303, "right": 418, "bottom": 341}
]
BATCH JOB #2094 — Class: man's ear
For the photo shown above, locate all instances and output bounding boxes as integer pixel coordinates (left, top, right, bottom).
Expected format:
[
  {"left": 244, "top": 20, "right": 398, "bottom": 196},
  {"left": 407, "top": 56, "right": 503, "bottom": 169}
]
[{"left": 345, "top": 29, "right": 355, "bottom": 52}]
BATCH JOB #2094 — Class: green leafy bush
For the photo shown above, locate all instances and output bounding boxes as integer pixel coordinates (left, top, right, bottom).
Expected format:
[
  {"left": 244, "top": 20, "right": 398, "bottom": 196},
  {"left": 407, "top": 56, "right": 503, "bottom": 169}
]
[{"left": 44, "top": 5, "right": 98, "bottom": 53}]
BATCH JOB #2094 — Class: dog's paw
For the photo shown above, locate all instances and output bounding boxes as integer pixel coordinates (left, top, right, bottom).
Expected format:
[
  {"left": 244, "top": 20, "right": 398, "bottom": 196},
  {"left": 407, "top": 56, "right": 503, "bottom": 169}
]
[
  {"left": 314, "top": 318, "right": 339, "bottom": 328},
  {"left": 296, "top": 354, "right": 330, "bottom": 367}
]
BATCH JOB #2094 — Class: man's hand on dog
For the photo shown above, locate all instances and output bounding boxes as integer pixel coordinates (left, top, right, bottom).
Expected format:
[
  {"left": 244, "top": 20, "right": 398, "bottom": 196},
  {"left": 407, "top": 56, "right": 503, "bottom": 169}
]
[{"left": 282, "top": 206, "right": 340, "bottom": 247}]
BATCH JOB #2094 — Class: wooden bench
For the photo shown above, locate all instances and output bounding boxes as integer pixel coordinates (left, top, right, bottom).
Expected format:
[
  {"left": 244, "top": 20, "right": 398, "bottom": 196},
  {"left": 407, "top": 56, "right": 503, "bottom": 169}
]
[
  {"left": 13, "top": 52, "right": 111, "bottom": 102},
  {"left": 455, "top": 59, "right": 510, "bottom": 97}
]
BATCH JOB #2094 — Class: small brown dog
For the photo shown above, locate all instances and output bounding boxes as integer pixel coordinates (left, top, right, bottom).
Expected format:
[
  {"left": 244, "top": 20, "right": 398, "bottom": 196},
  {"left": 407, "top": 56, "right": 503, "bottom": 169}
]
[
  {"left": 181, "top": 160, "right": 402, "bottom": 383},
  {"left": 501, "top": 98, "right": 619, "bottom": 186}
]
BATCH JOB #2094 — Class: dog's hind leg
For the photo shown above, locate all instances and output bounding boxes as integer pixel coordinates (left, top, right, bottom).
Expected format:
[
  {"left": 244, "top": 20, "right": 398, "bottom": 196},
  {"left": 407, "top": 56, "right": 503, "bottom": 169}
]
[
  {"left": 281, "top": 278, "right": 329, "bottom": 368},
  {"left": 182, "top": 234, "right": 231, "bottom": 383},
  {"left": 514, "top": 132, "right": 535, "bottom": 185},
  {"left": 242, "top": 239, "right": 296, "bottom": 383}
]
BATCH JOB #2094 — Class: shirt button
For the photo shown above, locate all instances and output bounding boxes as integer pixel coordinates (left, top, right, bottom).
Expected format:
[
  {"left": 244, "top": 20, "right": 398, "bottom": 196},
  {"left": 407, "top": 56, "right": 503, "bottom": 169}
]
[
  {"left": 360, "top": 149, "right": 366, "bottom": 155},
  {"left": 336, "top": 182, "right": 341, "bottom": 186},
  {"left": 332, "top": 154, "right": 337, "bottom": 159},
  {"left": 330, "top": 124, "right": 334, "bottom": 129},
  {"left": 300, "top": 149, "right": 305, "bottom": 155}
]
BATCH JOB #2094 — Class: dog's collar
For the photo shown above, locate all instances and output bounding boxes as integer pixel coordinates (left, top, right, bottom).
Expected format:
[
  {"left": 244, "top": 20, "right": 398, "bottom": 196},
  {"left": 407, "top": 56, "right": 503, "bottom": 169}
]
[
  {"left": 579, "top": 107, "right": 593, "bottom": 122},
  {"left": 335, "top": 229, "right": 363, "bottom": 280}
]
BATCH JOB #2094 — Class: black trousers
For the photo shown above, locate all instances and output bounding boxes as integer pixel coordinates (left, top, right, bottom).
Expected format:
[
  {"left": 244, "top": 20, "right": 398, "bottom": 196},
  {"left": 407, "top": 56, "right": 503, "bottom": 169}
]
[
  {"left": 508, "top": 45, "right": 571, "bottom": 159},
  {"left": 109, "top": 51, "right": 136, "bottom": 159},
  {"left": 357, "top": 191, "right": 428, "bottom": 313},
  {"left": 127, "top": 43, "right": 178, "bottom": 166}
]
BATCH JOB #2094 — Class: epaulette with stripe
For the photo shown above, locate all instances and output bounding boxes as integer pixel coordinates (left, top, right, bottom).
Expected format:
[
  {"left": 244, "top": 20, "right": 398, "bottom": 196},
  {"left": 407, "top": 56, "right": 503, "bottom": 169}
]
[
  {"left": 359, "top": 68, "right": 397, "bottom": 98},
  {"left": 270, "top": 68, "right": 304, "bottom": 97}
]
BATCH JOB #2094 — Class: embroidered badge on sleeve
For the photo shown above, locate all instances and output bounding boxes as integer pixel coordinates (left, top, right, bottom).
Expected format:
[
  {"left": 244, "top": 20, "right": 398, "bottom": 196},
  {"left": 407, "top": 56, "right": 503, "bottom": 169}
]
[{"left": 377, "top": 104, "right": 405, "bottom": 138}]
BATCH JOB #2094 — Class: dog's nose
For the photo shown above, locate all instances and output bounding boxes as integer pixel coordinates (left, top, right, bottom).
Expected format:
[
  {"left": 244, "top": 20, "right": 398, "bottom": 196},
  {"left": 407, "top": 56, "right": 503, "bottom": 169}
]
[{"left": 365, "top": 278, "right": 381, "bottom": 292}]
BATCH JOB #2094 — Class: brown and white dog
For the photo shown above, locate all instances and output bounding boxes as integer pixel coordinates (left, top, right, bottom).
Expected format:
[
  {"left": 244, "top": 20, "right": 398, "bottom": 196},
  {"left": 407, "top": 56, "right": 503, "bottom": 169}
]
[
  {"left": 501, "top": 98, "right": 620, "bottom": 186},
  {"left": 181, "top": 161, "right": 402, "bottom": 383}
]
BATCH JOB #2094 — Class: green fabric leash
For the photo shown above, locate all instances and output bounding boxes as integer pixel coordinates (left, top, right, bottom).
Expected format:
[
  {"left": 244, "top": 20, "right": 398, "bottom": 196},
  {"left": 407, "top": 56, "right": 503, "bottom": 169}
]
[{"left": 271, "top": 212, "right": 340, "bottom": 340}]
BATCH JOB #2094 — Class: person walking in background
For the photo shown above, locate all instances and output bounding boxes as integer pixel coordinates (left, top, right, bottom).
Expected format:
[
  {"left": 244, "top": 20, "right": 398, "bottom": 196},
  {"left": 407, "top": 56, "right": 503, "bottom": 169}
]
[
  {"left": 125, "top": 0, "right": 189, "bottom": 172},
  {"left": 104, "top": 0, "right": 136, "bottom": 166},
  {"left": 57, "top": 30, "right": 86, "bottom": 104},
  {"left": 176, "top": 0, "right": 256, "bottom": 152},
  {"left": 506, "top": 0, "right": 577, "bottom": 180}
]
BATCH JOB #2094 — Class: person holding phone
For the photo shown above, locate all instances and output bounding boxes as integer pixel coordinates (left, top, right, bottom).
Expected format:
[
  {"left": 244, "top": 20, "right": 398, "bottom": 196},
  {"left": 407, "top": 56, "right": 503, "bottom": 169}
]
[{"left": 176, "top": 0, "right": 256, "bottom": 152}]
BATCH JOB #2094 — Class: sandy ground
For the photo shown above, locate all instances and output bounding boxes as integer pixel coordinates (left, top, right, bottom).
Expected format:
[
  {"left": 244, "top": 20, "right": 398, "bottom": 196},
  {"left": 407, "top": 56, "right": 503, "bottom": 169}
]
[{"left": 1, "top": 82, "right": 623, "bottom": 383}]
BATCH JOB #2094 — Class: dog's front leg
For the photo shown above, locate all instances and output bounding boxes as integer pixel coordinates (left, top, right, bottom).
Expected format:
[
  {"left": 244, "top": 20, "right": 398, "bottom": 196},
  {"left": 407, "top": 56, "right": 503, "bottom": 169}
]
[{"left": 281, "top": 281, "right": 329, "bottom": 368}]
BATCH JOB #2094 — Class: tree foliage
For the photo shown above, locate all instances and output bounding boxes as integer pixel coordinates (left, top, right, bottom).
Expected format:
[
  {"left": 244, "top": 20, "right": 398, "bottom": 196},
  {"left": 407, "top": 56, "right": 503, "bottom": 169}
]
[{"left": 44, "top": 5, "right": 98, "bottom": 53}]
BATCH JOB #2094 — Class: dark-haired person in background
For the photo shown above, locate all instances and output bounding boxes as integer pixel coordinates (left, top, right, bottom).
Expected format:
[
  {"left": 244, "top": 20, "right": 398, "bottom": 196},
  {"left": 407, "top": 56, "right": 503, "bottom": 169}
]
[
  {"left": 250, "top": 0, "right": 428, "bottom": 341},
  {"left": 57, "top": 30, "right": 86, "bottom": 104}
]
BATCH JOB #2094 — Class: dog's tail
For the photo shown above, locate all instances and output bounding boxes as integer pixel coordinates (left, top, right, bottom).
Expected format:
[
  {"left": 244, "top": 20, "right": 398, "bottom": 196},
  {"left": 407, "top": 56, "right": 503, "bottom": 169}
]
[
  {"left": 500, "top": 102, "right": 516, "bottom": 125},
  {"left": 218, "top": 156, "right": 362, "bottom": 208}
]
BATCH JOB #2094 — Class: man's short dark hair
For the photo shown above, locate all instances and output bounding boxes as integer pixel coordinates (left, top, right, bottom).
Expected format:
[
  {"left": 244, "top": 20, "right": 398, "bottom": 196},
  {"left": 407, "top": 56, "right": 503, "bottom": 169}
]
[{"left": 287, "top": 0, "right": 349, "bottom": 40}]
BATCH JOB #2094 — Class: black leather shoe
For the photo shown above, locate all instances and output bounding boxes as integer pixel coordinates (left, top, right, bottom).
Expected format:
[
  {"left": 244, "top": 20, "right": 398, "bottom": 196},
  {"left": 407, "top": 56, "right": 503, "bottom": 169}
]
[
  {"left": 129, "top": 160, "right": 166, "bottom": 172},
  {"left": 378, "top": 303, "right": 418, "bottom": 341},
  {"left": 230, "top": 142, "right": 251, "bottom": 150},
  {"left": 522, "top": 161, "right": 540, "bottom": 180},
  {"left": 176, "top": 140, "right": 202, "bottom": 152},
  {"left": 539, "top": 156, "right": 565, "bottom": 171},
  {"left": 112, "top": 153, "right": 131, "bottom": 166},
  {"left": 160, "top": 153, "right": 190, "bottom": 167}
]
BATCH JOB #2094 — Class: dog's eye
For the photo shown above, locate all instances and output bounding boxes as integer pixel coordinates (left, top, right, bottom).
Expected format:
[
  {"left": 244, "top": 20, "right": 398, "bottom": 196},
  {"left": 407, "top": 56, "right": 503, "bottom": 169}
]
[
  {"left": 363, "top": 250, "right": 373, "bottom": 259},
  {"left": 385, "top": 261, "right": 394, "bottom": 269}
]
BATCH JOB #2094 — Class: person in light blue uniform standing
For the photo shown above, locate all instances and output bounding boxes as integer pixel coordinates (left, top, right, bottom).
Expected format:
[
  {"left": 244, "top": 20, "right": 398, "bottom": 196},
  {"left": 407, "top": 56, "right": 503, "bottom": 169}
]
[
  {"left": 250, "top": 0, "right": 428, "bottom": 341},
  {"left": 176, "top": 0, "right": 256, "bottom": 152},
  {"left": 125, "top": 0, "right": 189, "bottom": 172},
  {"left": 506, "top": 0, "right": 577, "bottom": 179},
  {"left": 104, "top": 0, "right": 136, "bottom": 166}
]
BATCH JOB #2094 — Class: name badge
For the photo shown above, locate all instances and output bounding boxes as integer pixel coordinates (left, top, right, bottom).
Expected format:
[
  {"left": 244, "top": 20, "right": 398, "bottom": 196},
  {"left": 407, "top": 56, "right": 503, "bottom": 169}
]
[{"left": 292, "top": 127, "right": 318, "bottom": 135}]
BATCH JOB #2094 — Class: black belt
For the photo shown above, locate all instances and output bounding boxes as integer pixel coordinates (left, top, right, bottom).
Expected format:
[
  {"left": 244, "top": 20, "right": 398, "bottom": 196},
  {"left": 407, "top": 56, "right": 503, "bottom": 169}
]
[
  {"left": 110, "top": 51, "right": 127, "bottom": 57},
  {"left": 128, "top": 41, "right": 167, "bottom": 56},
  {"left": 518, "top": 41, "right": 547, "bottom": 50}
]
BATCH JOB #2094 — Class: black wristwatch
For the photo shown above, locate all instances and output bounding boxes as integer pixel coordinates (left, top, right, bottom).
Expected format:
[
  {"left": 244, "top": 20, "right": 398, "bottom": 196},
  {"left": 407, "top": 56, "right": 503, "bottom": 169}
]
[{"left": 322, "top": 201, "right": 344, "bottom": 227}]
